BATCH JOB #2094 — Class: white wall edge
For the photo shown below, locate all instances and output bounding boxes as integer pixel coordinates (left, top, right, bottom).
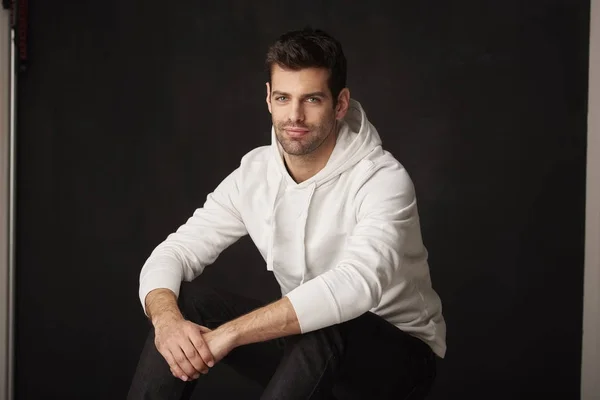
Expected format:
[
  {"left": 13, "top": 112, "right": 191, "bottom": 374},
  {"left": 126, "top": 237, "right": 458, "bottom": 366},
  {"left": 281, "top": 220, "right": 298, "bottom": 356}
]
[{"left": 582, "top": 0, "right": 600, "bottom": 399}]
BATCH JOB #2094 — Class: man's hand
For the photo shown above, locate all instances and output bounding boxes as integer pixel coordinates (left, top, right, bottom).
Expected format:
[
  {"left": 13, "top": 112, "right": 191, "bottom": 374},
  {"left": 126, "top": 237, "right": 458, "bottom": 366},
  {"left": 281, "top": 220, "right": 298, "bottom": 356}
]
[
  {"left": 145, "top": 288, "right": 216, "bottom": 381},
  {"left": 154, "top": 317, "right": 215, "bottom": 381}
]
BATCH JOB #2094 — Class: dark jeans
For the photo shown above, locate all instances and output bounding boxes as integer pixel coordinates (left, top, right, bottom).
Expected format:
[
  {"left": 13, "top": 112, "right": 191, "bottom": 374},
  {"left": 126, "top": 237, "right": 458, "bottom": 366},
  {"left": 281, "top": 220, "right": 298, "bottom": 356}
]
[{"left": 127, "top": 279, "right": 437, "bottom": 400}]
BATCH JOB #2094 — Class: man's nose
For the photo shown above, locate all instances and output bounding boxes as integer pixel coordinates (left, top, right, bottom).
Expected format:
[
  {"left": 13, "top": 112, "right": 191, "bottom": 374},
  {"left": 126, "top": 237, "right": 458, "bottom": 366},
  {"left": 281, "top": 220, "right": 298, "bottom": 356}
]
[{"left": 289, "top": 101, "right": 305, "bottom": 123}]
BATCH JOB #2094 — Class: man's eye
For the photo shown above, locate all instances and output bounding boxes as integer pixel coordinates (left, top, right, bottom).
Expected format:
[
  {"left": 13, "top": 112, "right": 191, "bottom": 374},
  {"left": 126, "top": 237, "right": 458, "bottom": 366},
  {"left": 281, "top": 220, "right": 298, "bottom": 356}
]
[
  {"left": 276, "top": 96, "right": 287, "bottom": 101},
  {"left": 306, "top": 97, "right": 320, "bottom": 103}
]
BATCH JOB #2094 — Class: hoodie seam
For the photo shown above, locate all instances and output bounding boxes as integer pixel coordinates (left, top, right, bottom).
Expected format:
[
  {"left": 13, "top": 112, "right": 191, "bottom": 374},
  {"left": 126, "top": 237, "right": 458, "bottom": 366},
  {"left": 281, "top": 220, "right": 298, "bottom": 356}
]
[
  {"left": 353, "top": 160, "right": 378, "bottom": 222},
  {"left": 210, "top": 194, "right": 245, "bottom": 225}
]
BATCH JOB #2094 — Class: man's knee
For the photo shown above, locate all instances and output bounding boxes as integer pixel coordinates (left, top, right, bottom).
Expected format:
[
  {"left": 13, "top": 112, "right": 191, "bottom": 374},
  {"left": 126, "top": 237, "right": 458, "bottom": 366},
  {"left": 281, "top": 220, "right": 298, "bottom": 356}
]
[
  {"left": 177, "top": 279, "right": 222, "bottom": 327},
  {"left": 285, "top": 324, "right": 345, "bottom": 361}
]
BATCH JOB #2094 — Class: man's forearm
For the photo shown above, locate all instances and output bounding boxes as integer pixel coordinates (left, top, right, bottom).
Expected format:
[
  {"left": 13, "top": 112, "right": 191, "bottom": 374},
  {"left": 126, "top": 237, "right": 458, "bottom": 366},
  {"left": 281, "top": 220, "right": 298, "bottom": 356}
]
[
  {"left": 145, "top": 288, "right": 184, "bottom": 326},
  {"left": 217, "top": 296, "right": 301, "bottom": 348}
]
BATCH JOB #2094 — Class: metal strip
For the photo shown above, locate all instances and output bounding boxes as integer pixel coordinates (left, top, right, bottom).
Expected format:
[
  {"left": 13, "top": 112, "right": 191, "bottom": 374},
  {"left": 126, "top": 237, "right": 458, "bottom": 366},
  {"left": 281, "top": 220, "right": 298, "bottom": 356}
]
[{"left": 7, "top": 17, "right": 15, "bottom": 400}]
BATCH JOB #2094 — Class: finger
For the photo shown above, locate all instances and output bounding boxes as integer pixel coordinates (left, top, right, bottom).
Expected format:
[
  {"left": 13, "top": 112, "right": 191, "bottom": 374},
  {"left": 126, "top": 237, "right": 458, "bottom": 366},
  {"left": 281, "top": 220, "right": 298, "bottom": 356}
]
[
  {"left": 181, "top": 340, "right": 209, "bottom": 375},
  {"left": 170, "top": 347, "right": 198, "bottom": 380},
  {"left": 189, "top": 332, "right": 215, "bottom": 368},
  {"left": 162, "top": 350, "right": 188, "bottom": 381}
]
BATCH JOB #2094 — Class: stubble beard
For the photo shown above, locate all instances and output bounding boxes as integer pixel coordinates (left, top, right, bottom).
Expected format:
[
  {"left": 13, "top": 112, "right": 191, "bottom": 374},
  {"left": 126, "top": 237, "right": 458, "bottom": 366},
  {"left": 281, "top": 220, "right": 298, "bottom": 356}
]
[{"left": 274, "top": 116, "right": 336, "bottom": 157}]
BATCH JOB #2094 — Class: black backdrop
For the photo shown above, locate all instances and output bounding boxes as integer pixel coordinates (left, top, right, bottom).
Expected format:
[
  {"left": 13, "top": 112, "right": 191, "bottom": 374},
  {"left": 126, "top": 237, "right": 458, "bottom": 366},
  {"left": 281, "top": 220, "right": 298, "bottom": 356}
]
[{"left": 14, "top": 1, "right": 589, "bottom": 399}]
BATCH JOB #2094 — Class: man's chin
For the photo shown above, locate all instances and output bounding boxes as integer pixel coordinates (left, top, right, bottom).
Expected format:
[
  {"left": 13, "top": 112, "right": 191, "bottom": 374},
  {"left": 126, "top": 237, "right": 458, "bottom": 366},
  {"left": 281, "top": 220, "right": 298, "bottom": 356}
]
[
  {"left": 280, "top": 142, "right": 312, "bottom": 156},
  {"left": 282, "top": 147, "right": 307, "bottom": 156}
]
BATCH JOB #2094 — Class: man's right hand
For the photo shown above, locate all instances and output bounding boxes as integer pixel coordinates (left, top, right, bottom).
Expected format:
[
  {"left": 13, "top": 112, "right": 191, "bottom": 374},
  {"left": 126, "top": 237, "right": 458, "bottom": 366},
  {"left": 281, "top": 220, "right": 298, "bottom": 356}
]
[
  {"left": 154, "top": 317, "right": 215, "bottom": 380},
  {"left": 145, "top": 288, "right": 216, "bottom": 381}
]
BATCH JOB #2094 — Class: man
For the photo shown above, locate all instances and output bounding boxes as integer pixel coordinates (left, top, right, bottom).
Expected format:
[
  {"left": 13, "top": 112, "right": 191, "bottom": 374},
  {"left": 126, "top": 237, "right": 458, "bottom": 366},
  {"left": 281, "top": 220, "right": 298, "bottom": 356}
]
[{"left": 128, "top": 27, "right": 446, "bottom": 400}]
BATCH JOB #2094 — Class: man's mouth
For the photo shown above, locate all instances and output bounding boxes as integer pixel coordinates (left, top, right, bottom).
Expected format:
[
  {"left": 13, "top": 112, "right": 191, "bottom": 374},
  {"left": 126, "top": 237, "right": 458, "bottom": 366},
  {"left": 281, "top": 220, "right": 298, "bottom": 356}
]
[{"left": 284, "top": 127, "right": 310, "bottom": 138}]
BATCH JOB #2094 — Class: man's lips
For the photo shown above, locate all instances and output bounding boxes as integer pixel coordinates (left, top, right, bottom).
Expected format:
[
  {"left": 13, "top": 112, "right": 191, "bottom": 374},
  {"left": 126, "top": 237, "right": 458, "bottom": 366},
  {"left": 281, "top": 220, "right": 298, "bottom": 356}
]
[{"left": 284, "top": 128, "right": 309, "bottom": 138}]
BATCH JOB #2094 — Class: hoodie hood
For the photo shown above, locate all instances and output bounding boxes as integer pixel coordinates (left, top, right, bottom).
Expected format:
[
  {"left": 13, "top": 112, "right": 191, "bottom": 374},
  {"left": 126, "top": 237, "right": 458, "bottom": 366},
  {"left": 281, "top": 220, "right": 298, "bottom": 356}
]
[{"left": 270, "top": 98, "right": 382, "bottom": 187}]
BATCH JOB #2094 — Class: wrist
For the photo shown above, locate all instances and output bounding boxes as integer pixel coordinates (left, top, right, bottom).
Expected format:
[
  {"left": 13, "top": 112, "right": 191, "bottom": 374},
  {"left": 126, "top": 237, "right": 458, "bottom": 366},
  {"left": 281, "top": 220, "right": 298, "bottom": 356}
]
[
  {"left": 151, "top": 310, "right": 183, "bottom": 328},
  {"left": 216, "top": 323, "right": 240, "bottom": 349},
  {"left": 145, "top": 288, "right": 183, "bottom": 328}
]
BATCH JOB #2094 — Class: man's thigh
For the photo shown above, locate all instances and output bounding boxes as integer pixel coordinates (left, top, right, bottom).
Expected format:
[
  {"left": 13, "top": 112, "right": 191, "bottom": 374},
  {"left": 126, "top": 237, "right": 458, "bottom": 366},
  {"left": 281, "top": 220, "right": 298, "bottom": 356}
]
[{"left": 332, "top": 312, "right": 437, "bottom": 400}]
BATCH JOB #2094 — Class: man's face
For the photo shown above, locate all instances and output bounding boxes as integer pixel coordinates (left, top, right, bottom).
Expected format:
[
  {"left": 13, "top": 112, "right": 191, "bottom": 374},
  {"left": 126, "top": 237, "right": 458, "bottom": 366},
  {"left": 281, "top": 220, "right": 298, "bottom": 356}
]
[{"left": 266, "top": 65, "right": 338, "bottom": 157}]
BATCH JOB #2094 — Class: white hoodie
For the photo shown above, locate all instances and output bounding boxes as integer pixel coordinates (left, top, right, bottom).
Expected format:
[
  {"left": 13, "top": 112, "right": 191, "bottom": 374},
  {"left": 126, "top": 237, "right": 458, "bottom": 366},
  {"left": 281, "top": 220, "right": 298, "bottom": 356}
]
[{"left": 139, "top": 99, "right": 447, "bottom": 358}]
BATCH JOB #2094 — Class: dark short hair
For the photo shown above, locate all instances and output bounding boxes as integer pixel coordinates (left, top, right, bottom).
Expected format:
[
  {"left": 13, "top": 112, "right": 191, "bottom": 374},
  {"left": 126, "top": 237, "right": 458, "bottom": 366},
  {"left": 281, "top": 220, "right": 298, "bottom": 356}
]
[{"left": 265, "top": 27, "right": 347, "bottom": 104}]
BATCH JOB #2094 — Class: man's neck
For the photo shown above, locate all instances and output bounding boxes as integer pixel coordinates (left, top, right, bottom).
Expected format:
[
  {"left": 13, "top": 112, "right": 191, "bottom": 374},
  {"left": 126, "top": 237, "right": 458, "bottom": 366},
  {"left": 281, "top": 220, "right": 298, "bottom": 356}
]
[{"left": 283, "top": 124, "right": 338, "bottom": 184}]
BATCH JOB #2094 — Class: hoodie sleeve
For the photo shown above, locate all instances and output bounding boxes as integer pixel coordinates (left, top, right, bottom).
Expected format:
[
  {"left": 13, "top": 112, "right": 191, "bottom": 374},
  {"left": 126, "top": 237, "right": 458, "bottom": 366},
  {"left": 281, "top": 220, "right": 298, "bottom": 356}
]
[
  {"left": 285, "top": 162, "right": 417, "bottom": 333},
  {"left": 138, "top": 168, "right": 247, "bottom": 315}
]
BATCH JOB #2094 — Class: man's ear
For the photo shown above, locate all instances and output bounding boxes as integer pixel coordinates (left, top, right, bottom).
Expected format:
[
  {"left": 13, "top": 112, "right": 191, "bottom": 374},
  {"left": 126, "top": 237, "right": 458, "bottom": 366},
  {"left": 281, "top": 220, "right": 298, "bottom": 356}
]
[
  {"left": 335, "top": 88, "right": 351, "bottom": 120},
  {"left": 266, "top": 82, "right": 272, "bottom": 114}
]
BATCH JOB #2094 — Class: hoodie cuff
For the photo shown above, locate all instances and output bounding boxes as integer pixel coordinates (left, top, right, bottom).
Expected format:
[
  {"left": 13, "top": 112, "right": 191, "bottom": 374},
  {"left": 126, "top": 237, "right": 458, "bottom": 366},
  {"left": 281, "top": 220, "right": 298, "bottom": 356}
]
[
  {"left": 285, "top": 276, "right": 341, "bottom": 333},
  {"left": 138, "top": 269, "right": 183, "bottom": 316}
]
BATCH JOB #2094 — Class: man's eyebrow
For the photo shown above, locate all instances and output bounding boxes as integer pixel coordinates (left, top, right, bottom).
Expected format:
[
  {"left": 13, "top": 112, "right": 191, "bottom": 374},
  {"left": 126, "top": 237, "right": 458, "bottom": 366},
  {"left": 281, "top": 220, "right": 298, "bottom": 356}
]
[
  {"left": 271, "top": 91, "right": 328, "bottom": 98},
  {"left": 303, "top": 91, "right": 328, "bottom": 98}
]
